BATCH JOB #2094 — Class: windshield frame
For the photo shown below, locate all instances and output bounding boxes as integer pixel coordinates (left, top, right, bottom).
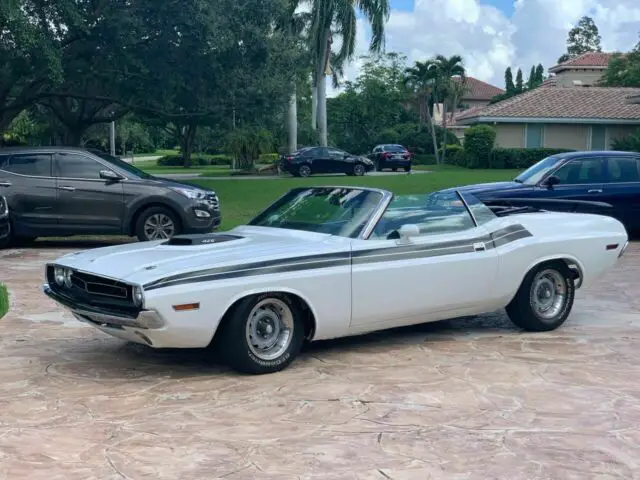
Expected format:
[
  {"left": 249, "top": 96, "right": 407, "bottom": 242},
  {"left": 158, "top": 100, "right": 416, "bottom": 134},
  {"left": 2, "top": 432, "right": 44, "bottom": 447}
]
[
  {"left": 513, "top": 154, "right": 568, "bottom": 185},
  {"left": 247, "top": 186, "right": 393, "bottom": 239}
]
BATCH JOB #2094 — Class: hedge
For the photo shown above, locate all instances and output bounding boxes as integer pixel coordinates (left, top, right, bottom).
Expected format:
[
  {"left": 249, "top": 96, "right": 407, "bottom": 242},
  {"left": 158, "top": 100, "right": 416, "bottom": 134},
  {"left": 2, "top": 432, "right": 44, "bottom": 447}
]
[
  {"left": 463, "top": 125, "right": 496, "bottom": 168},
  {"left": 258, "top": 153, "right": 280, "bottom": 163},
  {"left": 489, "top": 148, "right": 575, "bottom": 169},
  {"left": 412, "top": 153, "right": 437, "bottom": 165},
  {"left": 157, "top": 154, "right": 233, "bottom": 167},
  {"left": 0, "top": 283, "right": 8, "bottom": 319}
]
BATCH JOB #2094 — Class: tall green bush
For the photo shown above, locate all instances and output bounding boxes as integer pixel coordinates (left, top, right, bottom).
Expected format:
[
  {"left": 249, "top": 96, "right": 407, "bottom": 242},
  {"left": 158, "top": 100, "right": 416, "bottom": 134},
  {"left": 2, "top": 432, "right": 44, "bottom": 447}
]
[
  {"left": 611, "top": 128, "right": 640, "bottom": 153},
  {"left": 0, "top": 283, "right": 8, "bottom": 319},
  {"left": 463, "top": 125, "right": 496, "bottom": 168}
]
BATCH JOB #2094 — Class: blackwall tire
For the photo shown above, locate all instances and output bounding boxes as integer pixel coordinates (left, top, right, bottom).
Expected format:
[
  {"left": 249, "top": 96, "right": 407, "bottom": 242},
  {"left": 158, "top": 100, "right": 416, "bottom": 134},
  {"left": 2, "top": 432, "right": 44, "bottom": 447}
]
[{"left": 506, "top": 261, "right": 575, "bottom": 332}]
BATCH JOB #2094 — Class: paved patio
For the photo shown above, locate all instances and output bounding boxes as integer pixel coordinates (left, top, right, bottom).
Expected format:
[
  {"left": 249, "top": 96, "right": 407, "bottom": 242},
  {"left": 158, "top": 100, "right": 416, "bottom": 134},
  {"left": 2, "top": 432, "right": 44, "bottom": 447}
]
[{"left": 0, "top": 241, "right": 639, "bottom": 479}]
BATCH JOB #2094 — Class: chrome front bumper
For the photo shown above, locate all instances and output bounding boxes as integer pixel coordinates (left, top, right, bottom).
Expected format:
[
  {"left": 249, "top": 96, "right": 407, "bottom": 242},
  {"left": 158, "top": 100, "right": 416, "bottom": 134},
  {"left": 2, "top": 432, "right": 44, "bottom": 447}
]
[{"left": 42, "top": 283, "right": 166, "bottom": 330}]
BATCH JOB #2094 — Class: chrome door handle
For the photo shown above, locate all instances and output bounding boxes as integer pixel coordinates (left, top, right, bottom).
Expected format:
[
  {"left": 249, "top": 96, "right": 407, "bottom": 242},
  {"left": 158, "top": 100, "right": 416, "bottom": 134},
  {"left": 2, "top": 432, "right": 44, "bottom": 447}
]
[
  {"left": 0, "top": 181, "right": 11, "bottom": 187},
  {"left": 588, "top": 189, "right": 602, "bottom": 193},
  {"left": 473, "top": 242, "right": 486, "bottom": 252},
  {"left": 58, "top": 186, "right": 75, "bottom": 191}
]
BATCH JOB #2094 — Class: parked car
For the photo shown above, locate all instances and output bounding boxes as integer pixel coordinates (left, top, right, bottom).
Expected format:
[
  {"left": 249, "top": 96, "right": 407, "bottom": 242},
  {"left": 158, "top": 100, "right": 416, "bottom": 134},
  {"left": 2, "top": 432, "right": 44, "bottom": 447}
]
[
  {"left": 279, "top": 146, "right": 374, "bottom": 177},
  {"left": 0, "top": 147, "right": 221, "bottom": 246},
  {"left": 450, "top": 150, "right": 640, "bottom": 234},
  {"left": 0, "top": 195, "right": 9, "bottom": 248},
  {"left": 43, "top": 185, "right": 628, "bottom": 374},
  {"left": 368, "top": 144, "right": 413, "bottom": 172}
]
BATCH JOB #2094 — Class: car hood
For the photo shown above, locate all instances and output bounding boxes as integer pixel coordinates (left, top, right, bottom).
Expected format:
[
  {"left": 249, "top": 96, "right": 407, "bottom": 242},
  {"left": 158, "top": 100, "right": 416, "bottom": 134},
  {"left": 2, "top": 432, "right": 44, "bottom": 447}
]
[
  {"left": 50, "top": 226, "right": 349, "bottom": 287},
  {"left": 136, "top": 175, "right": 216, "bottom": 192},
  {"left": 453, "top": 181, "right": 531, "bottom": 195}
]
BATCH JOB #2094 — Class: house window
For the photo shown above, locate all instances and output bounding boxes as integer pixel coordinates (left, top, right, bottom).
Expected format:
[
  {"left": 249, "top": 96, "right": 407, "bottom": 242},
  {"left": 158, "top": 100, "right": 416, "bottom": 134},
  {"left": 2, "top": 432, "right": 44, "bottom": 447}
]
[
  {"left": 525, "top": 124, "right": 544, "bottom": 148},
  {"left": 590, "top": 125, "right": 607, "bottom": 150}
]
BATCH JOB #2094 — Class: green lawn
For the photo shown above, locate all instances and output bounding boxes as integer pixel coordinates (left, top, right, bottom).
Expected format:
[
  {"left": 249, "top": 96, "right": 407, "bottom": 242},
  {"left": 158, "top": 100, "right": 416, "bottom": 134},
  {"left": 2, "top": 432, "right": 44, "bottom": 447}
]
[
  {"left": 190, "top": 165, "right": 521, "bottom": 230},
  {"left": 0, "top": 283, "right": 8, "bottom": 319}
]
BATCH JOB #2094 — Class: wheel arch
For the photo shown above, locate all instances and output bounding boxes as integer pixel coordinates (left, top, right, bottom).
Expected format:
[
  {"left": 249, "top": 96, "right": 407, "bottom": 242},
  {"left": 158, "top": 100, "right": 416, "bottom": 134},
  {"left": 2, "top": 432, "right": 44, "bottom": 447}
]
[
  {"left": 127, "top": 202, "right": 183, "bottom": 236},
  {"left": 515, "top": 254, "right": 585, "bottom": 297},
  {"left": 208, "top": 287, "right": 319, "bottom": 347}
]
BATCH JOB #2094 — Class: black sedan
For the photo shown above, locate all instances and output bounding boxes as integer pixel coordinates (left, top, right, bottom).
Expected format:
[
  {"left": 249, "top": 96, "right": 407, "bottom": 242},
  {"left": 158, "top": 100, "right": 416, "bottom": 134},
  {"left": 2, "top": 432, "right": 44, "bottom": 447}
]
[
  {"left": 368, "top": 144, "right": 413, "bottom": 172},
  {"left": 279, "top": 146, "right": 375, "bottom": 177}
]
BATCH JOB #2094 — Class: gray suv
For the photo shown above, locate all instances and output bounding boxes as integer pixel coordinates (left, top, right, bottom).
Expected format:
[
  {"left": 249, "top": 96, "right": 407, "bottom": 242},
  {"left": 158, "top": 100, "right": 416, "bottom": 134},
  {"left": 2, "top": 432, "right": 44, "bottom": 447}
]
[{"left": 0, "top": 147, "right": 221, "bottom": 246}]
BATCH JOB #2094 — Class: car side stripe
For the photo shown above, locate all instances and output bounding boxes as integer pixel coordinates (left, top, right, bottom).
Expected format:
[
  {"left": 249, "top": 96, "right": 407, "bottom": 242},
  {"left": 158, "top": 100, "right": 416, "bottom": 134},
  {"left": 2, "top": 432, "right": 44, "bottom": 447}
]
[{"left": 143, "top": 224, "right": 533, "bottom": 291}]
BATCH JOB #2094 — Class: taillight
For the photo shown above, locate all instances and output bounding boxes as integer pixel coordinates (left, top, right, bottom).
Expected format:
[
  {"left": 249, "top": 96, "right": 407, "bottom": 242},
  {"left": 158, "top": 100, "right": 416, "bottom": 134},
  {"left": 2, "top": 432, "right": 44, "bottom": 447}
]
[
  {"left": 286, "top": 156, "right": 293, "bottom": 162},
  {"left": 382, "top": 152, "right": 391, "bottom": 158}
]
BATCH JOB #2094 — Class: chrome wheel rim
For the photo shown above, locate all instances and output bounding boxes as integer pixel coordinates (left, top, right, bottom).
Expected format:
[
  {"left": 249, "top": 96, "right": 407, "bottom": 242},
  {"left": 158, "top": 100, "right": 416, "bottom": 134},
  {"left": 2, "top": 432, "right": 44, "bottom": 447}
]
[
  {"left": 299, "top": 166, "right": 311, "bottom": 177},
  {"left": 144, "top": 214, "right": 175, "bottom": 240},
  {"left": 245, "top": 298, "right": 294, "bottom": 361},
  {"left": 530, "top": 269, "right": 567, "bottom": 320},
  {"left": 354, "top": 165, "right": 365, "bottom": 176}
]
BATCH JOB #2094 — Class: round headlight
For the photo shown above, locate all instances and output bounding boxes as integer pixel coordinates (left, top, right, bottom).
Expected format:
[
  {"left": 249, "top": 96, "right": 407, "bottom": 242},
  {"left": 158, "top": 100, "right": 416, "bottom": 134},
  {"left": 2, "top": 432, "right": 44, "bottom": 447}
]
[
  {"left": 54, "top": 267, "right": 65, "bottom": 286},
  {"left": 133, "top": 286, "right": 144, "bottom": 307},
  {"left": 63, "top": 269, "right": 73, "bottom": 288}
]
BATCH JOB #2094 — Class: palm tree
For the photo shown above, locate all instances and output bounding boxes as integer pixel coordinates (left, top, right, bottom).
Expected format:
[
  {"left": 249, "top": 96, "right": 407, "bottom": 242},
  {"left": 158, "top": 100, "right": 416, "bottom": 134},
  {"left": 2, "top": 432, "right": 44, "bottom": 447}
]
[
  {"left": 403, "top": 60, "right": 441, "bottom": 164},
  {"left": 432, "top": 55, "right": 466, "bottom": 163},
  {"left": 298, "top": 0, "right": 390, "bottom": 147}
]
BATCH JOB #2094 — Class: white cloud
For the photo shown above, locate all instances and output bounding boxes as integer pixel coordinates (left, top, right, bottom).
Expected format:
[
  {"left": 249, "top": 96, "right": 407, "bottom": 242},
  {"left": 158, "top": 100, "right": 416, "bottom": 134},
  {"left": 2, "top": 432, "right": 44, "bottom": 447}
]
[{"left": 325, "top": 0, "right": 640, "bottom": 97}]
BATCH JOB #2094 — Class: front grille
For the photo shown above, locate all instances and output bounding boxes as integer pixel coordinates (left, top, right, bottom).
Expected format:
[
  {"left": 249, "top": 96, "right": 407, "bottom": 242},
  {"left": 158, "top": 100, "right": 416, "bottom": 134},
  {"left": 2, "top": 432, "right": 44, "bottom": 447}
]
[
  {"left": 204, "top": 193, "right": 219, "bottom": 209},
  {"left": 46, "top": 265, "right": 138, "bottom": 315}
]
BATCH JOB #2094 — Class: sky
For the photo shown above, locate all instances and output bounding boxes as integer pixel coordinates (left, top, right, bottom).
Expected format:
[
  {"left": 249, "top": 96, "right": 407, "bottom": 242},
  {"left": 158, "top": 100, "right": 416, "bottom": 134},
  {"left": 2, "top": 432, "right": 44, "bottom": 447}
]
[{"left": 325, "top": 0, "right": 640, "bottom": 96}]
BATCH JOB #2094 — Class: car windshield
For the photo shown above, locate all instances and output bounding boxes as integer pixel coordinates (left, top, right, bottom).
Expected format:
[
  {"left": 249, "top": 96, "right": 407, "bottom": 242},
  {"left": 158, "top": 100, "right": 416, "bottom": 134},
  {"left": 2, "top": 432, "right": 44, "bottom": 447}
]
[
  {"left": 90, "top": 150, "right": 154, "bottom": 179},
  {"left": 514, "top": 155, "right": 565, "bottom": 185},
  {"left": 248, "top": 187, "right": 385, "bottom": 238}
]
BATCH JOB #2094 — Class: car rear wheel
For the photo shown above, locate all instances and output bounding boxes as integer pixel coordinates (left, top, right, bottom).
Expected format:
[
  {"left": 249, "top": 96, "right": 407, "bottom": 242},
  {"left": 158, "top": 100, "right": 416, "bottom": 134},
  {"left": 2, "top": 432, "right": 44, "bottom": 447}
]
[
  {"left": 135, "top": 206, "right": 181, "bottom": 242},
  {"left": 353, "top": 163, "right": 366, "bottom": 176},
  {"left": 218, "top": 293, "right": 305, "bottom": 374},
  {"left": 297, "top": 165, "right": 312, "bottom": 177},
  {"left": 0, "top": 226, "right": 11, "bottom": 250},
  {"left": 506, "top": 261, "right": 575, "bottom": 332}
]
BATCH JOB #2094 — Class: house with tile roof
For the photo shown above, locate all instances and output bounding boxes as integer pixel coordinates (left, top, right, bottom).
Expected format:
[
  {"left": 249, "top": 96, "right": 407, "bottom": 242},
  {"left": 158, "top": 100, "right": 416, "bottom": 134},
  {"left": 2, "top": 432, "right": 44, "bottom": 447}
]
[
  {"left": 453, "top": 76, "right": 505, "bottom": 109},
  {"left": 454, "top": 53, "right": 640, "bottom": 150}
]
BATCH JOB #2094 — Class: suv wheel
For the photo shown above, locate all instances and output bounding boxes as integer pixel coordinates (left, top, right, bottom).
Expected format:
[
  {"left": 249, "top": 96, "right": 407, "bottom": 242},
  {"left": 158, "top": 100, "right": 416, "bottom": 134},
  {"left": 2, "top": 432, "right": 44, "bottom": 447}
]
[{"left": 135, "top": 206, "right": 181, "bottom": 242}]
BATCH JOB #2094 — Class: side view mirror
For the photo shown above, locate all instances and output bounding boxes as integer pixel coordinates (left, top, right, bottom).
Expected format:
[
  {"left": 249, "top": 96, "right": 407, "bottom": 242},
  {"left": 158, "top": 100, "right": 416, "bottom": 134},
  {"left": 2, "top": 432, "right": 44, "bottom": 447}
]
[
  {"left": 398, "top": 224, "right": 420, "bottom": 241},
  {"left": 100, "top": 169, "right": 124, "bottom": 181},
  {"left": 543, "top": 175, "right": 560, "bottom": 188}
]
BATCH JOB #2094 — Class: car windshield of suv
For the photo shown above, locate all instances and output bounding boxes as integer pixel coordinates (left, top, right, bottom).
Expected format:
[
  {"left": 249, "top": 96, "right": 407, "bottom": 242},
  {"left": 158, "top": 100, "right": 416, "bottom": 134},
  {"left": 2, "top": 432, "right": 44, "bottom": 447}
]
[
  {"left": 248, "top": 187, "right": 384, "bottom": 238},
  {"left": 91, "top": 150, "right": 155, "bottom": 179},
  {"left": 514, "top": 155, "right": 565, "bottom": 185}
]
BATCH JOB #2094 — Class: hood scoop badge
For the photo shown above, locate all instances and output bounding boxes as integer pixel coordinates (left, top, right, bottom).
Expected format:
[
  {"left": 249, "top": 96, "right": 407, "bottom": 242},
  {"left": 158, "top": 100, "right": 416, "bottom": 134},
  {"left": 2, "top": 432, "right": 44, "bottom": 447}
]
[{"left": 162, "top": 233, "right": 243, "bottom": 246}]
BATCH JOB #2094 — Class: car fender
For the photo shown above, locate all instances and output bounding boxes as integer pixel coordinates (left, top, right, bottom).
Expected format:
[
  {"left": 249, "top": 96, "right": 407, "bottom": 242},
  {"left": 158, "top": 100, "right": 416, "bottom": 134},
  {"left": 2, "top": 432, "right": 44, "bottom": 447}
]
[{"left": 521, "top": 252, "right": 585, "bottom": 286}]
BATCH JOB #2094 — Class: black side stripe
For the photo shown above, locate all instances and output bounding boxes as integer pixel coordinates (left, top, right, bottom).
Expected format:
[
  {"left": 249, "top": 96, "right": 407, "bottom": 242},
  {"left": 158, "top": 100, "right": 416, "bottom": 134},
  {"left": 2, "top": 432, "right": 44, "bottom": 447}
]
[{"left": 143, "top": 224, "right": 533, "bottom": 291}]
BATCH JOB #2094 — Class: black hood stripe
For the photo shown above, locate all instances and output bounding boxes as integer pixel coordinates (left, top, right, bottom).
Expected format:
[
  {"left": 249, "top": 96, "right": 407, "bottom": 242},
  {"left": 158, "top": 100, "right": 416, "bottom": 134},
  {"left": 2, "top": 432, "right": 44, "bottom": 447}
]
[{"left": 143, "top": 224, "right": 532, "bottom": 291}]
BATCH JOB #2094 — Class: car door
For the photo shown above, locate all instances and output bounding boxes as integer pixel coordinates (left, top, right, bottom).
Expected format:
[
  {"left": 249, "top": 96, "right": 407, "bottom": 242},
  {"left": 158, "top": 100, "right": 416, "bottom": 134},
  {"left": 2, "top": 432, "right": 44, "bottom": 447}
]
[
  {"left": 327, "top": 148, "right": 349, "bottom": 173},
  {"left": 349, "top": 191, "right": 500, "bottom": 329},
  {"left": 599, "top": 154, "right": 640, "bottom": 230},
  {"left": 533, "top": 156, "right": 607, "bottom": 212},
  {"left": 309, "top": 147, "right": 331, "bottom": 174},
  {"left": 0, "top": 152, "right": 59, "bottom": 235},
  {"left": 53, "top": 152, "right": 125, "bottom": 234}
]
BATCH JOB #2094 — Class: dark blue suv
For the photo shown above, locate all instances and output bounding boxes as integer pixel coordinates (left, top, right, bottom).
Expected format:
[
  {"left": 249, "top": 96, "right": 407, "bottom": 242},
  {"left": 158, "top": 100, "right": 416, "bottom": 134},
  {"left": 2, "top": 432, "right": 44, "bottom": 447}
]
[{"left": 450, "top": 151, "right": 640, "bottom": 233}]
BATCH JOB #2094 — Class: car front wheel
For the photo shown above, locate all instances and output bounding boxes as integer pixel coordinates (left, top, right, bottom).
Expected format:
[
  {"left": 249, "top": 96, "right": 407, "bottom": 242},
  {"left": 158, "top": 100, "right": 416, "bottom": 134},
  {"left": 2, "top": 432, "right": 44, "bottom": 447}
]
[
  {"left": 353, "top": 163, "right": 366, "bottom": 176},
  {"left": 135, "top": 206, "right": 181, "bottom": 242},
  {"left": 506, "top": 261, "right": 575, "bottom": 332},
  {"left": 218, "top": 293, "right": 306, "bottom": 374}
]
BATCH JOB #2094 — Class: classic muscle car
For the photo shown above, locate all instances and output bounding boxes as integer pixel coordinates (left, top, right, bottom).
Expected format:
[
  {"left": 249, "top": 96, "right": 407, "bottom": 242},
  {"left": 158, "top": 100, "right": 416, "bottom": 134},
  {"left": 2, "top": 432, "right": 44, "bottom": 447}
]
[
  {"left": 42, "top": 186, "right": 629, "bottom": 374},
  {"left": 0, "top": 195, "right": 9, "bottom": 248}
]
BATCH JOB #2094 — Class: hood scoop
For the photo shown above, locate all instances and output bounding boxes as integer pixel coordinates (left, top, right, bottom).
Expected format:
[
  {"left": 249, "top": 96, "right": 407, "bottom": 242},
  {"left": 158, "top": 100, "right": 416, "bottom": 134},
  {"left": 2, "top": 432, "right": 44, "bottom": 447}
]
[{"left": 162, "top": 233, "right": 244, "bottom": 246}]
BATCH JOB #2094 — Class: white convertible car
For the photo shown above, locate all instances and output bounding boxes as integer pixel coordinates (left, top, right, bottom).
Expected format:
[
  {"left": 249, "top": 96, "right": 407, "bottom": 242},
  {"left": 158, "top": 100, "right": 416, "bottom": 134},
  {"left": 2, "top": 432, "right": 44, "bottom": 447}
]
[{"left": 43, "top": 186, "right": 629, "bottom": 374}]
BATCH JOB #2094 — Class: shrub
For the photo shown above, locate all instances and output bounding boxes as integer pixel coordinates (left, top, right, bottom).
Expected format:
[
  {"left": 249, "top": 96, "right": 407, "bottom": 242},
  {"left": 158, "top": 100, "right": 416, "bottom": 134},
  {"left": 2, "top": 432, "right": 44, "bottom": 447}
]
[
  {"left": 463, "top": 125, "right": 496, "bottom": 168},
  {"left": 611, "top": 128, "right": 640, "bottom": 153},
  {"left": 156, "top": 154, "right": 232, "bottom": 167},
  {"left": 412, "top": 154, "right": 437, "bottom": 165},
  {"left": 0, "top": 283, "right": 8, "bottom": 319},
  {"left": 258, "top": 153, "right": 280, "bottom": 164},
  {"left": 489, "top": 148, "right": 575, "bottom": 169}
]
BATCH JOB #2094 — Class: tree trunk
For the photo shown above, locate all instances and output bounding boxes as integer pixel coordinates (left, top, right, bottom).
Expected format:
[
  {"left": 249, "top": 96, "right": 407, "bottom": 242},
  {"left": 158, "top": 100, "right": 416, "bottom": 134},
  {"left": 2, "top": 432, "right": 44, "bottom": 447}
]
[
  {"left": 316, "top": 27, "right": 331, "bottom": 148},
  {"left": 180, "top": 123, "right": 198, "bottom": 167},
  {"left": 440, "top": 102, "right": 448, "bottom": 164},
  {"left": 425, "top": 100, "right": 440, "bottom": 164},
  {"left": 287, "top": 84, "right": 297, "bottom": 154},
  {"left": 311, "top": 75, "right": 318, "bottom": 131}
]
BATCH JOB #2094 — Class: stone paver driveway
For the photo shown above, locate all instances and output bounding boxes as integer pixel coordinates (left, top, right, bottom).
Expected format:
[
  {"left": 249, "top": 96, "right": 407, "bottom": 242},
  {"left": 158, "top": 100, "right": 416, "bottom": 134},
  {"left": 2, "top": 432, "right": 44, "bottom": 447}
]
[{"left": 1, "top": 241, "right": 639, "bottom": 480}]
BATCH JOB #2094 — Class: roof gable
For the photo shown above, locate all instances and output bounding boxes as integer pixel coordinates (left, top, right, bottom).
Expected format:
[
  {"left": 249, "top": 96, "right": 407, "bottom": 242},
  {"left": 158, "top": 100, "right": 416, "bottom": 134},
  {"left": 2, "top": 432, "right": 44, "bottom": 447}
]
[
  {"left": 549, "top": 52, "right": 617, "bottom": 73},
  {"left": 454, "top": 76, "right": 504, "bottom": 101},
  {"left": 455, "top": 86, "right": 640, "bottom": 124}
]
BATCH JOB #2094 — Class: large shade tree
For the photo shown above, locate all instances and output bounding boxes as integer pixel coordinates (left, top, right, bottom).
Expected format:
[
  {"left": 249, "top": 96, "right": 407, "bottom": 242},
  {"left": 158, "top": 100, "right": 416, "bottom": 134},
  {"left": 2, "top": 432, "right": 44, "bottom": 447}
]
[{"left": 297, "top": 0, "right": 390, "bottom": 147}]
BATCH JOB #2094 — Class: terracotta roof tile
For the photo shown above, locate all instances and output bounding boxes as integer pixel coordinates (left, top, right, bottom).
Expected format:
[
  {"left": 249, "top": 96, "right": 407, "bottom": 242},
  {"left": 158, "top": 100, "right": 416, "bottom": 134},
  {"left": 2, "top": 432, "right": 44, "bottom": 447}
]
[
  {"left": 549, "top": 52, "right": 617, "bottom": 72},
  {"left": 453, "top": 76, "right": 504, "bottom": 100},
  {"left": 455, "top": 86, "right": 640, "bottom": 123},
  {"left": 539, "top": 77, "right": 558, "bottom": 87}
]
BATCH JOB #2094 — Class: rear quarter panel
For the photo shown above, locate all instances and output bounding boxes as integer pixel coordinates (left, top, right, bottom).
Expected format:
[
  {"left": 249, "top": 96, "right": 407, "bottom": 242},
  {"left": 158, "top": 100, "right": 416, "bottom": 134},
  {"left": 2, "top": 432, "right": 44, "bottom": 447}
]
[{"left": 490, "top": 212, "right": 628, "bottom": 306}]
